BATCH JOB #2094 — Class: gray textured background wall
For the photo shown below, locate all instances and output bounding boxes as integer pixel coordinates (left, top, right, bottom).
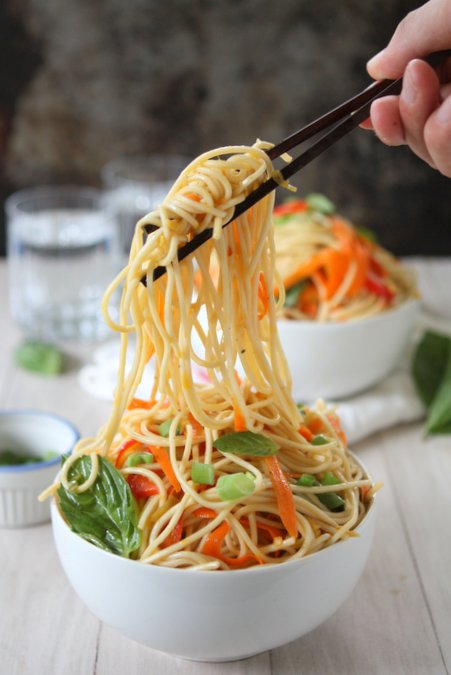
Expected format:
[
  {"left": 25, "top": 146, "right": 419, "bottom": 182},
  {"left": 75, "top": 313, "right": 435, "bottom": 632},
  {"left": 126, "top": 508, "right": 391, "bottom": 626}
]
[{"left": 1, "top": 0, "right": 449, "bottom": 255}]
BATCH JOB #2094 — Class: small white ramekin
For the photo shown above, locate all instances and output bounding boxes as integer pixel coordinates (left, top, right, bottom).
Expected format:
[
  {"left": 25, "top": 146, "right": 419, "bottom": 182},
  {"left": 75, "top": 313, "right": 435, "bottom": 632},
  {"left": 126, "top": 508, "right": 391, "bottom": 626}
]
[{"left": 0, "top": 410, "right": 80, "bottom": 527}]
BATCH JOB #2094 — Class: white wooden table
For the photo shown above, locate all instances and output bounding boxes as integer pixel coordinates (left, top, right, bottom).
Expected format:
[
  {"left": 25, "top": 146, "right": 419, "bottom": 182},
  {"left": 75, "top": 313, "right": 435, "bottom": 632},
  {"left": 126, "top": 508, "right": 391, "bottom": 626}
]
[{"left": 0, "top": 259, "right": 450, "bottom": 675}]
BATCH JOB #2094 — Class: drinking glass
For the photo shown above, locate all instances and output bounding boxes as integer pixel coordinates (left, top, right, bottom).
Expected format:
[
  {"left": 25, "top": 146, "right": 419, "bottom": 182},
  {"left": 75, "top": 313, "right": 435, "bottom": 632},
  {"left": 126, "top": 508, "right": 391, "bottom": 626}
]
[
  {"left": 6, "top": 186, "right": 120, "bottom": 342},
  {"left": 102, "top": 154, "right": 191, "bottom": 258}
]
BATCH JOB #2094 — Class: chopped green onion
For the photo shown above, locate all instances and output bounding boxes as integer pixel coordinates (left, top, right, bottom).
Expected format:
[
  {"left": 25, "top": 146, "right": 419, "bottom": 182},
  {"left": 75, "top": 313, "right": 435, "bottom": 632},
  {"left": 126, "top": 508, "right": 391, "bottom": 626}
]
[
  {"left": 191, "top": 461, "right": 215, "bottom": 485},
  {"left": 318, "top": 492, "right": 345, "bottom": 511},
  {"left": 284, "top": 281, "right": 306, "bottom": 309},
  {"left": 306, "top": 193, "right": 335, "bottom": 214},
  {"left": 319, "top": 473, "right": 344, "bottom": 511},
  {"left": 14, "top": 341, "right": 64, "bottom": 376},
  {"left": 296, "top": 472, "right": 345, "bottom": 512},
  {"left": 296, "top": 473, "right": 318, "bottom": 487},
  {"left": 159, "top": 419, "right": 182, "bottom": 437},
  {"left": 311, "top": 434, "right": 330, "bottom": 446},
  {"left": 217, "top": 472, "right": 255, "bottom": 501},
  {"left": 321, "top": 472, "right": 341, "bottom": 486},
  {"left": 125, "top": 452, "right": 154, "bottom": 468}
]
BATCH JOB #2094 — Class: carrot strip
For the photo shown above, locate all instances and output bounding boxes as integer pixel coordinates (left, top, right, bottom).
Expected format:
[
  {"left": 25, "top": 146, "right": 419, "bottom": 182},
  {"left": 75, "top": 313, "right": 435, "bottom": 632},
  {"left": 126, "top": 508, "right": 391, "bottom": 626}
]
[
  {"left": 273, "top": 200, "right": 307, "bottom": 216},
  {"left": 298, "top": 282, "right": 319, "bottom": 318},
  {"left": 193, "top": 507, "right": 217, "bottom": 518},
  {"left": 306, "top": 414, "right": 324, "bottom": 435},
  {"left": 127, "top": 398, "right": 155, "bottom": 411},
  {"left": 257, "top": 272, "right": 269, "bottom": 319},
  {"left": 202, "top": 521, "right": 262, "bottom": 568},
  {"left": 298, "top": 425, "right": 313, "bottom": 442},
  {"left": 282, "top": 252, "right": 324, "bottom": 291},
  {"left": 327, "top": 411, "right": 347, "bottom": 446},
  {"left": 240, "top": 517, "right": 283, "bottom": 541},
  {"left": 264, "top": 456, "right": 298, "bottom": 539},
  {"left": 186, "top": 413, "right": 204, "bottom": 438},
  {"left": 149, "top": 446, "right": 181, "bottom": 493},
  {"left": 233, "top": 403, "right": 247, "bottom": 432}
]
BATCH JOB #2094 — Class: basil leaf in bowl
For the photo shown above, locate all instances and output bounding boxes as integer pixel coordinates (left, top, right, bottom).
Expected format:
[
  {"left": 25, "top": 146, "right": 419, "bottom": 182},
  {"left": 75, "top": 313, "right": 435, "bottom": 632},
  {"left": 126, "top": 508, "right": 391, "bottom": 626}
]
[{"left": 57, "top": 455, "right": 141, "bottom": 558}]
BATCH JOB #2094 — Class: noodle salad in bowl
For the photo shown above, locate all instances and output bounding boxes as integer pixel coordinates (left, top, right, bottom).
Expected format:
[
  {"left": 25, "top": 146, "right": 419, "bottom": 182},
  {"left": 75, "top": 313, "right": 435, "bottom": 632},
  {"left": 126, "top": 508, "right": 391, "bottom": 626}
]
[
  {"left": 273, "top": 194, "right": 418, "bottom": 322},
  {"left": 273, "top": 195, "right": 420, "bottom": 399},
  {"left": 45, "top": 143, "right": 378, "bottom": 658}
]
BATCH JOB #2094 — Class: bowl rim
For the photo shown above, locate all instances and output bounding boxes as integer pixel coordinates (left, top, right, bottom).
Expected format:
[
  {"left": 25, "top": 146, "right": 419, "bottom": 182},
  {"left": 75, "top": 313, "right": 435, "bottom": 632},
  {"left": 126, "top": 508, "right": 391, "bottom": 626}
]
[
  {"left": 52, "top": 451, "right": 376, "bottom": 577},
  {"left": 0, "top": 409, "right": 80, "bottom": 474},
  {"left": 277, "top": 296, "right": 420, "bottom": 331}
]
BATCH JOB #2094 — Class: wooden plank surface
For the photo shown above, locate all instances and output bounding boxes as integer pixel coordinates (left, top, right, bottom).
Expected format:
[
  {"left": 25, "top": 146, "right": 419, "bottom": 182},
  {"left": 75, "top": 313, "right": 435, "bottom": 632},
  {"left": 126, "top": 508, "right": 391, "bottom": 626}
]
[{"left": 0, "top": 260, "right": 450, "bottom": 675}]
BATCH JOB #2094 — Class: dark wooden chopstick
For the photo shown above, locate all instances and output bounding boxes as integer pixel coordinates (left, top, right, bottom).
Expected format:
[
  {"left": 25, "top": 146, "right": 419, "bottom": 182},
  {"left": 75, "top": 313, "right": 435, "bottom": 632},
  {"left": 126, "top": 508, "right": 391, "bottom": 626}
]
[{"left": 143, "top": 49, "right": 451, "bottom": 284}]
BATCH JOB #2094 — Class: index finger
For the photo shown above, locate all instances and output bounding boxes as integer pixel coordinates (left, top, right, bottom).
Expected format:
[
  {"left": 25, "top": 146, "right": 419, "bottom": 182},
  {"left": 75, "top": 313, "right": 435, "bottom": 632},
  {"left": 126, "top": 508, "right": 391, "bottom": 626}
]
[{"left": 367, "top": 0, "right": 451, "bottom": 80}]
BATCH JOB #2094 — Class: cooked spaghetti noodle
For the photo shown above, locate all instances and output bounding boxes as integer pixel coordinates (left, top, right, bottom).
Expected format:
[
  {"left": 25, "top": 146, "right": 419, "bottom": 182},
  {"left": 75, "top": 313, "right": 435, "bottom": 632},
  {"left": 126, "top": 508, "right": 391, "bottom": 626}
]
[
  {"left": 274, "top": 197, "right": 417, "bottom": 322},
  {"left": 51, "top": 144, "right": 374, "bottom": 570}
]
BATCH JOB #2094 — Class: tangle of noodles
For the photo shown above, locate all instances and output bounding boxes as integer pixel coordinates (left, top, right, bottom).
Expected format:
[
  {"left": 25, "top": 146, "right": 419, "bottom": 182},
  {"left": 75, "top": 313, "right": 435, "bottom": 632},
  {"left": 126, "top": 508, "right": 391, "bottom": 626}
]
[
  {"left": 50, "top": 143, "right": 375, "bottom": 570},
  {"left": 273, "top": 198, "right": 418, "bottom": 322}
]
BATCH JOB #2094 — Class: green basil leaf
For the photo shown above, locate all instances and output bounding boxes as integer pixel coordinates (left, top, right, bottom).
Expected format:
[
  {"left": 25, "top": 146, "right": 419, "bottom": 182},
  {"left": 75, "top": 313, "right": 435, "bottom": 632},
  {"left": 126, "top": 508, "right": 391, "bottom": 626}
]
[
  {"left": 412, "top": 331, "right": 451, "bottom": 408},
  {"left": 306, "top": 193, "right": 335, "bottom": 214},
  {"left": 284, "top": 281, "right": 306, "bottom": 309},
  {"left": 425, "top": 347, "right": 451, "bottom": 435},
  {"left": 14, "top": 340, "right": 64, "bottom": 376},
  {"left": 213, "top": 431, "right": 279, "bottom": 456},
  {"left": 57, "top": 455, "right": 141, "bottom": 558}
]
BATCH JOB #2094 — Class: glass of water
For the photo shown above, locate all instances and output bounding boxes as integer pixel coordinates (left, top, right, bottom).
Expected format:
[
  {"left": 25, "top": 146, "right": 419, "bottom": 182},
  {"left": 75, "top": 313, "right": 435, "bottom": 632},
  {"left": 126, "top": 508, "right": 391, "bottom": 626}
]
[
  {"left": 102, "top": 155, "right": 191, "bottom": 259},
  {"left": 6, "top": 186, "right": 120, "bottom": 342}
]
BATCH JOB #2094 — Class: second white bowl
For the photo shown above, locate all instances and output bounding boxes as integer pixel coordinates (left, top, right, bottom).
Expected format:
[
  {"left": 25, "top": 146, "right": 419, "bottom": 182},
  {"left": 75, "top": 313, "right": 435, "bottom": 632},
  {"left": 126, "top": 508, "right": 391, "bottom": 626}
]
[{"left": 277, "top": 299, "right": 419, "bottom": 401}]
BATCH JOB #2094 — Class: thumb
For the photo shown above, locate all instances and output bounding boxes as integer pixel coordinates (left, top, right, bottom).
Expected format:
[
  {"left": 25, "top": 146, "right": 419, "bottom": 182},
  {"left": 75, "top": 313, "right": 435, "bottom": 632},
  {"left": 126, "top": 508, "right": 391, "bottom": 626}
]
[{"left": 367, "top": 0, "right": 451, "bottom": 80}]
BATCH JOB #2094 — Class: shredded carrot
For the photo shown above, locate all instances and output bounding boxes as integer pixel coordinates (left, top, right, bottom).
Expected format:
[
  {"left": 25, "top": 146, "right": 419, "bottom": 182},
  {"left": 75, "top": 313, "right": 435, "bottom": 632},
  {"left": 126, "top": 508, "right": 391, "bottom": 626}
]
[
  {"left": 185, "top": 192, "right": 201, "bottom": 202},
  {"left": 127, "top": 398, "right": 155, "bottom": 411},
  {"left": 257, "top": 272, "right": 269, "bottom": 319},
  {"left": 193, "top": 507, "right": 217, "bottom": 518},
  {"left": 186, "top": 413, "right": 204, "bottom": 438},
  {"left": 306, "top": 414, "right": 324, "bottom": 435},
  {"left": 360, "top": 485, "right": 371, "bottom": 501},
  {"left": 298, "top": 282, "right": 319, "bottom": 318},
  {"left": 233, "top": 403, "right": 247, "bottom": 432},
  {"left": 202, "top": 521, "right": 262, "bottom": 568},
  {"left": 148, "top": 446, "right": 181, "bottom": 493},
  {"left": 240, "top": 517, "right": 283, "bottom": 542},
  {"left": 298, "top": 425, "right": 313, "bottom": 442},
  {"left": 157, "top": 290, "right": 165, "bottom": 325},
  {"left": 264, "top": 456, "right": 298, "bottom": 539},
  {"left": 327, "top": 411, "right": 347, "bottom": 446}
]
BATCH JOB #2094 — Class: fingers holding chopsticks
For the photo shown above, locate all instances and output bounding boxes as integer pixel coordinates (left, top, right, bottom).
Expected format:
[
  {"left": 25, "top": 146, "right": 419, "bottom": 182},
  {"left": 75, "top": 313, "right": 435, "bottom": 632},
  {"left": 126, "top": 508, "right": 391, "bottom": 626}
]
[{"left": 362, "top": 0, "right": 451, "bottom": 177}]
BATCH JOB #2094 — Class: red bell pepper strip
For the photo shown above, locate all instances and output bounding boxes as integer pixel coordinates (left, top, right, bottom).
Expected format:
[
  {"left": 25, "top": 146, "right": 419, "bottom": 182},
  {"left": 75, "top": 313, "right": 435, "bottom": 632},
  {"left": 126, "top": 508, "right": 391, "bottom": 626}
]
[{"left": 127, "top": 474, "right": 159, "bottom": 499}]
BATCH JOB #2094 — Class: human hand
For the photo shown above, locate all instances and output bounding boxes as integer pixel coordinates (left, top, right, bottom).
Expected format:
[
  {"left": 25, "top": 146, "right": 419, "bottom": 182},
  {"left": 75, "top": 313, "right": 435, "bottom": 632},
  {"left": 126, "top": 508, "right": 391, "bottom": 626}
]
[{"left": 362, "top": 0, "right": 451, "bottom": 177}]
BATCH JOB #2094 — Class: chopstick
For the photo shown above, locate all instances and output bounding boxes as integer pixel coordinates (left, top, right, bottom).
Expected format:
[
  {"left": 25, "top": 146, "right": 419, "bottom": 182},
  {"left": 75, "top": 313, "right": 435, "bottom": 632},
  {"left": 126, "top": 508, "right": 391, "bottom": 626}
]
[{"left": 143, "top": 49, "right": 451, "bottom": 284}]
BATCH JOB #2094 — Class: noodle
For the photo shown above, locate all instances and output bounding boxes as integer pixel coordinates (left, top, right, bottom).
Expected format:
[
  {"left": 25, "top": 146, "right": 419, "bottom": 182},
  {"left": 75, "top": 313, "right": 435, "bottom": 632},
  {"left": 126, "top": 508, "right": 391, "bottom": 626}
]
[
  {"left": 52, "top": 143, "right": 373, "bottom": 569},
  {"left": 273, "top": 199, "right": 418, "bottom": 322}
]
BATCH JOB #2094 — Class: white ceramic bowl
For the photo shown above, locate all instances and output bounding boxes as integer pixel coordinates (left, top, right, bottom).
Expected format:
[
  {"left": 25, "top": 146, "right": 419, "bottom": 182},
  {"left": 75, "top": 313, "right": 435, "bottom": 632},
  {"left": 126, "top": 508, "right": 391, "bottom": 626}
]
[
  {"left": 0, "top": 410, "right": 80, "bottom": 527},
  {"left": 51, "top": 459, "right": 376, "bottom": 662},
  {"left": 277, "top": 299, "right": 419, "bottom": 401}
]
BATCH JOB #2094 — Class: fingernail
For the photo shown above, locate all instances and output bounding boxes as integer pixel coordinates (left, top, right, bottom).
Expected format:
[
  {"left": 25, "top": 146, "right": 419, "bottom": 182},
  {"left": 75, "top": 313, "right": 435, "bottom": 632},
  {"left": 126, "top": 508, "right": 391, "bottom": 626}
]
[{"left": 402, "top": 65, "right": 418, "bottom": 106}]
